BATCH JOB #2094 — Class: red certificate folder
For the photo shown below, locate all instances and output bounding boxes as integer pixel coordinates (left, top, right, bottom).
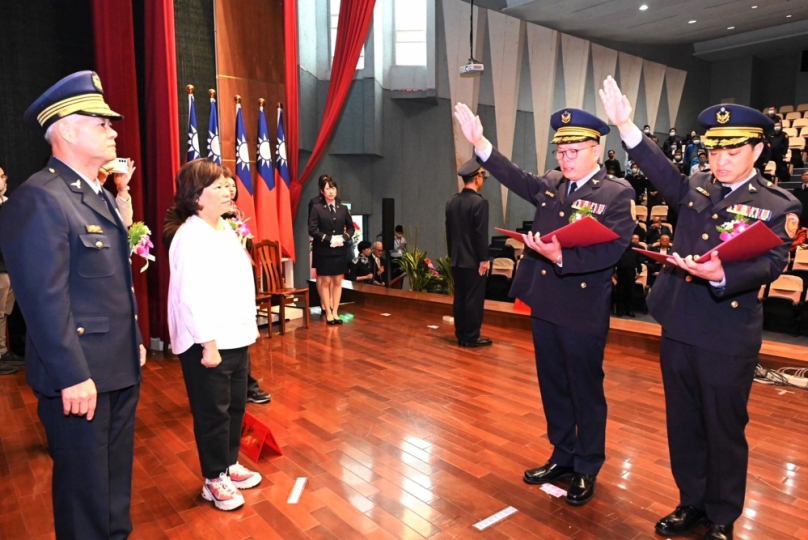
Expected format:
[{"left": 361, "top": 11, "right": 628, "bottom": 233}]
[
  {"left": 495, "top": 217, "right": 619, "bottom": 249},
  {"left": 633, "top": 221, "right": 784, "bottom": 265}
]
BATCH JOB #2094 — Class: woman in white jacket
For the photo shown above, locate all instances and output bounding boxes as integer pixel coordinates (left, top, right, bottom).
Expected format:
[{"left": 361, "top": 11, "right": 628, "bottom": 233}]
[{"left": 164, "top": 159, "right": 261, "bottom": 511}]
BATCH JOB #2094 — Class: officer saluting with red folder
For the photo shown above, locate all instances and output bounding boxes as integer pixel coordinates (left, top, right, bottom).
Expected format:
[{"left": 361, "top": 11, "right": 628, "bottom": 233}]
[
  {"left": 454, "top": 103, "right": 635, "bottom": 505},
  {"left": 600, "top": 76, "right": 801, "bottom": 540}
]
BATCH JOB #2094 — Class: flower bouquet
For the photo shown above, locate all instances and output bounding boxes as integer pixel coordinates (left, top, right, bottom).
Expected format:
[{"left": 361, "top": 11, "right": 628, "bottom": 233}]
[{"left": 128, "top": 222, "right": 155, "bottom": 272}]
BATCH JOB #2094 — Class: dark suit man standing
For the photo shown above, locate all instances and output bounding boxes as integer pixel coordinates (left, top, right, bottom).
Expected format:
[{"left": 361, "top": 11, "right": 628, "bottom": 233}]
[
  {"left": 446, "top": 160, "right": 491, "bottom": 347},
  {"left": 792, "top": 171, "right": 808, "bottom": 226},
  {"left": 454, "top": 103, "right": 635, "bottom": 506},
  {"left": 602, "top": 76, "right": 801, "bottom": 540},
  {"left": 0, "top": 71, "right": 146, "bottom": 539}
]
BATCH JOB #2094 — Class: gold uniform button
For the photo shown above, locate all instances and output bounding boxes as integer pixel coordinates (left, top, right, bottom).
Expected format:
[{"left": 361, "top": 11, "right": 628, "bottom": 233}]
[
  {"left": 559, "top": 211, "right": 565, "bottom": 218},
  {"left": 48, "top": 168, "right": 55, "bottom": 173},
  {"left": 95, "top": 241, "right": 103, "bottom": 249},
  {"left": 685, "top": 276, "right": 693, "bottom": 282},
  {"left": 77, "top": 327, "right": 85, "bottom": 335},
  {"left": 541, "top": 269, "right": 547, "bottom": 275},
  {"left": 712, "top": 214, "right": 719, "bottom": 220},
  {"left": 688, "top": 202, "right": 694, "bottom": 207},
  {"left": 701, "top": 233, "right": 709, "bottom": 240},
  {"left": 581, "top": 282, "right": 587, "bottom": 289},
  {"left": 731, "top": 301, "right": 739, "bottom": 309},
  {"left": 541, "top": 202, "right": 546, "bottom": 207}
]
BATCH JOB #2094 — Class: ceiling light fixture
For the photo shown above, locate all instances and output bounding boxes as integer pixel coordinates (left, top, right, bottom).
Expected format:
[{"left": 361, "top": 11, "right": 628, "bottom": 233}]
[
  {"left": 727, "top": 26, "right": 735, "bottom": 30},
  {"left": 639, "top": 4, "right": 648, "bottom": 11},
  {"left": 688, "top": 20, "right": 697, "bottom": 24}
]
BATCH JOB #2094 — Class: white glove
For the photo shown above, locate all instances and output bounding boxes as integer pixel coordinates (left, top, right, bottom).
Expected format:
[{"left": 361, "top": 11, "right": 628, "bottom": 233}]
[{"left": 329, "top": 235, "right": 344, "bottom": 248}]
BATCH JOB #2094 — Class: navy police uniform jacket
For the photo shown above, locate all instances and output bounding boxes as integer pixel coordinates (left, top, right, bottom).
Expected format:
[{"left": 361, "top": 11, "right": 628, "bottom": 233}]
[
  {"left": 0, "top": 158, "right": 142, "bottom": 397},
  {"left": 627, "top": 136, "right": 801, "bottom": 356},
  {"left": 446, "top": 188, "right": 489, "bottom": 269},
  {"left": 308, "top": 203, "right": 355, "bottom": 258},
  {"left": 479, "top": 147, "right": 636, "bottom": 336}
]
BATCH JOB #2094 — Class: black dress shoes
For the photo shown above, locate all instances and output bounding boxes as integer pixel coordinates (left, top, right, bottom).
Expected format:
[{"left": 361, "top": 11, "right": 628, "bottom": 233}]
[
  {"left": 458, "top": 338, "right": 493, "bottom": 348},
  {"left": 566, "top": 473, "right": 596, "bottom": 505},
  {"left": 655, "top": 506, "right": 708, "bottom": 536},
  {"left": 705, "top": 524, "right": 733, "bottom": 540},
  {"left": 523, "top": 461, "right": 574, "bottom": 485}
]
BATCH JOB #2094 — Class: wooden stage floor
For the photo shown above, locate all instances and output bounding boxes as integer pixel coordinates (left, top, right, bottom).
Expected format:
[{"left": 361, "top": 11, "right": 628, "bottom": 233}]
[{"left": 2, "top": 303, "right": 808, "bottom": 539}]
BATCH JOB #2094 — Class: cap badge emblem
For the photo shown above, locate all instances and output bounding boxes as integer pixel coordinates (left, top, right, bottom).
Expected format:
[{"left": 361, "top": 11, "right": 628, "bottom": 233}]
[
  {"left": 561, "top": 110, "right": 572, "bottom": 124},
  {"left": 91, "top": 72, "right": 103, "bottom": 93},
  {"left": 716, "top": 106, "right": 730, "bottom": 125}
]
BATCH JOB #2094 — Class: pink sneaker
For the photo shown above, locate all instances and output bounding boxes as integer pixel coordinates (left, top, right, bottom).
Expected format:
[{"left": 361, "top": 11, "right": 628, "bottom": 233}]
[
  {"left": 201, "top": 473, "right": 244, "bottom": 511},
  {"left": 228, "top": 462, "right": 262, "bottom": 489}
]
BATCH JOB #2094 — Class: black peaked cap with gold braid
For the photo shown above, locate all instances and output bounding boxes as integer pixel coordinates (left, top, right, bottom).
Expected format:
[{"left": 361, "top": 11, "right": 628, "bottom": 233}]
[
  {"left": 24, "top": 71, "right": 123, "bottom": 129},
  {"left": 699, "top": 104, "right": 773, "bottom": 150},
  {"left": 550, "top": 108, "right": 609, "bottom": 144}
]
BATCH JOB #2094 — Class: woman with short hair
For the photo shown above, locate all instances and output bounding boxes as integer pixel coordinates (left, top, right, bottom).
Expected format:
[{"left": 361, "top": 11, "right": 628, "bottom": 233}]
[{"left": 164, "top": 159, "right": 261, "bottom": 511}]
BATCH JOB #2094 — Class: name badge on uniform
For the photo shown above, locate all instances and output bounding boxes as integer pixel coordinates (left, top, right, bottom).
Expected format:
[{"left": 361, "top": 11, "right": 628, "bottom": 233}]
[
  {"left": 696, "top": 187, "right": 710, "bottom": 197},
  {"left": 727, "top": 204, "right": 772, "bottom": 221},
  {"left": 85, "top": 224, "right": 104, "bottom": 233},
  {"left": 545, "top": 190, "right": 556, "bottom": 198},
  {"left": 571, "top": 199, "right": 606, "bottom": 215}
]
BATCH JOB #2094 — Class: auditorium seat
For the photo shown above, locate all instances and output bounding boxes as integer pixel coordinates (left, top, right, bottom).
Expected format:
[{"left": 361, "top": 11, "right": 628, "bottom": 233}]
[
  {"left": 764, "top": 161, "right": 776, "bottom": 175},
  {"left": 763, "top": 275, "right": 803, "bottom": 336},
  {"left": 781, "top": 105, "right": 795, "bottom": 113},
  {"left": 784, "top": 127, "right": 798, "bottom": 137},
  {"left": 782, "top": 119, "right": 791, "bottom": 128},
  {"left": 800, "top": 128, "right": 808, "bottom": 139},
  {"left": 786, "top": 111, "right": 803, "bottom": 121},
  {"left": 792, "top": 119, "right": 808, "bottom": 130},
  {"left": 798, "top": 103, "right": 808, "bottom": 113},
  {"left": 634, "top": 205, "right": 648, "bottom": 222},
  {"left": 650, "top": 205, "right": 668, "bottom": 221}
]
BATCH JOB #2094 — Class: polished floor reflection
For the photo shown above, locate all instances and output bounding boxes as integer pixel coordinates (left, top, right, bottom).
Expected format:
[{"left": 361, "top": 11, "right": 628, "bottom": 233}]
[{"left": 1, "top": 303, "right": 807, "bottom": 539}]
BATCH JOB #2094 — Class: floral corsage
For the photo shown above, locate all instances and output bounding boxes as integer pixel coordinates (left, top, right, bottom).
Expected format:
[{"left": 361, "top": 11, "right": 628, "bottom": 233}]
[
  {"left": 569, "top": 207, "right": 593, "bottom": 224},
  {"left": 716, "top": 217, "right": 749, "bottom": 242},
  {"left": 227, "top": 217, "right": 254, "bottom": 247},
  {"left": 128, "top": 222, "right": 155, "bottom": 272}
]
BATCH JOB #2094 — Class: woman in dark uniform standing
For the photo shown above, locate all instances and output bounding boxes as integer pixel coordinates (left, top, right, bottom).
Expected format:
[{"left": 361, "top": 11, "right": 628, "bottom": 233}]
[{"left": 308, "top": 175, "right": 355, "bottom": 324}]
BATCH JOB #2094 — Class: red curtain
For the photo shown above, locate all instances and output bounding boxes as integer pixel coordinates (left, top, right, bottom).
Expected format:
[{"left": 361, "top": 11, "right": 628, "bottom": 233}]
[
  {"left": 144, "top": 0, "right": 181, "bottom": 342},
  {"left": 289, "top": 0, "right": 376, "bottom": 218},
  {"left": 284, "top": 0, "right": 300, "bottom": 200},
  {"left": 92, "top": 0, "right": 150, "bottom": 344}
]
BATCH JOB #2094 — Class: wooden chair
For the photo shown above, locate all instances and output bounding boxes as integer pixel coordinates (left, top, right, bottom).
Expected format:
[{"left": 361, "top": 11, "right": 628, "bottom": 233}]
[{"left": 253, "top": 240, "right": 310, "bottom": 337}]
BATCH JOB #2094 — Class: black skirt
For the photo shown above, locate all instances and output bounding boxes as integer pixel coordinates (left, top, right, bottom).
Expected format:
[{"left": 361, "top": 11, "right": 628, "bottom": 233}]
[{"left": 313, "top": 253, "right": 347, "bottom": 276}]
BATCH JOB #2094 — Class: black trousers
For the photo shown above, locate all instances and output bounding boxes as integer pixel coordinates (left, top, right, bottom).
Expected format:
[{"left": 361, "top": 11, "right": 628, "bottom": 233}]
[
  {"left": 179, "top": 345, "right": 249, "bottom": 479},
  {"left": 615, "top": 268, "right": 635, "bottom": 311},
  {"left": 660, "top": 335, "right": 758, "bottom": 525},
  {"left": 38, "top": 384, "right": 140, "bottom": 540},
  {"left": 452, "top": 267, "right": 486, "bottom": 343},
  {"left": 532, "top": 317, "right": 607, "bottom": 476}
]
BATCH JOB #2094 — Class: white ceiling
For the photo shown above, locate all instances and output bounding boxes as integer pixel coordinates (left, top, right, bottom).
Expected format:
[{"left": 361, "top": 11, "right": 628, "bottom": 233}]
[{"left": 470, "top": 0, "right": 808, "bottom": 47}]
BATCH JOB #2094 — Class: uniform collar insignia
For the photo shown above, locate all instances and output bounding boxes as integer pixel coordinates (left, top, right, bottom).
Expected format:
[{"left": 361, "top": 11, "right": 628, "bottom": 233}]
[
  {"left": 71, "top": 180, "right": 82, "bottom": 189},
  {"left": 593, "top": 179, "right": 600, "bottom": 185},
  {"left": 748, "top": 183, "right": 757, "bottom": 193}
]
